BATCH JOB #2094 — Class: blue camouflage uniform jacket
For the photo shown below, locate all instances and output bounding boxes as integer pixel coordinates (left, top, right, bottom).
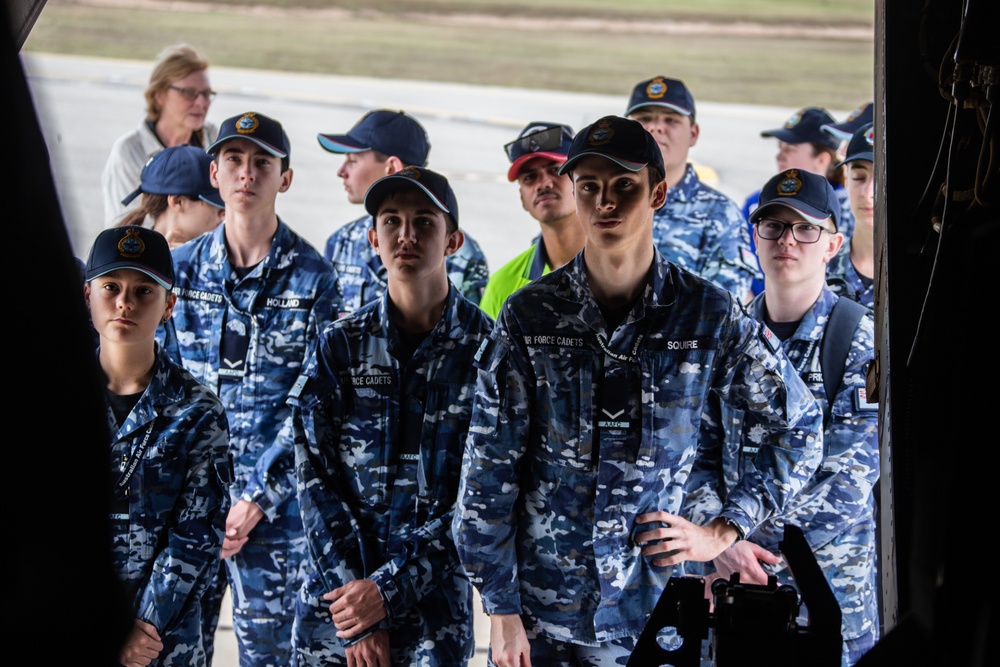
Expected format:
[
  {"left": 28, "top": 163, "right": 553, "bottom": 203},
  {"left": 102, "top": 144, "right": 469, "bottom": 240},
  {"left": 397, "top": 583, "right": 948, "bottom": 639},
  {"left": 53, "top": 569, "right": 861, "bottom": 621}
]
[
  {"left": 453, "top": 250, "right": 824, "bottom": 645},
  {"left": 107, "top": 343, "right": 231, "bottom": 666},
  {"left": 826, "top": 240, "right": 875, "bottom": 310},
  {"left": 160, "top": 220, "right": 342, "bottom": 540},
  {"left": 654, "top": 164, "right": 761, "bottom": 300},
  {"left": 684, "top": 287, "right": 879, "bottom": 647},
  {"left": 286, "top": 285, "right": 493, "bottom": 657},
  {"left": 324, "top": 214, "right": 490, "bottom": 314}
]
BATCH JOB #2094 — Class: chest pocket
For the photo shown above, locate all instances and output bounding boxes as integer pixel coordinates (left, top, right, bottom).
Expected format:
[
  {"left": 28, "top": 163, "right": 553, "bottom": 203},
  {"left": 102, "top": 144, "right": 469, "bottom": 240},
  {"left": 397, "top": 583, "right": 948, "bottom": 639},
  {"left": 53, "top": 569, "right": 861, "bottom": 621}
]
[
  {"left": 531, "top": 347, "right": 594, "bottom": 470},
  {"left": 421, "top": 382, "right": 474, "bottom": 499},
  {"left": 343, "top": 382, "right": 392, "bottom": 506},
  {"left": 638, "top": 346, "right": 716, "bottom": 466}
]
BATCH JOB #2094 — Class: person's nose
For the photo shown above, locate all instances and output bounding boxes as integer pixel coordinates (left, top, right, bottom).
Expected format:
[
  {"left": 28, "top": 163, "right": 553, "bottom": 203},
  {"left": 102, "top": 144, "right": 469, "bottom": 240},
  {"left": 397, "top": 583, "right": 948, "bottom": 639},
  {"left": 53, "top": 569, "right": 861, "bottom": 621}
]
[
  {"left": 537, "top": 171, "right": 557, "bottom": 191},
  {"left": 596, "top": 186, "right": 616, "bottom": 212},
  {"left": 239, "top": 160, "right": 255, "bottom": 181},
  {"left": 863, "top": 178, "right": 875, "bottom": 201},
  {"left": 116, "top": 290, "right": 135, "bottom": 312},
  {"left": 398, "top": 220, "right": 418, "bottom": 243},
  {"left": 778, "top": 224, "right": 797, "bottom": 245}
]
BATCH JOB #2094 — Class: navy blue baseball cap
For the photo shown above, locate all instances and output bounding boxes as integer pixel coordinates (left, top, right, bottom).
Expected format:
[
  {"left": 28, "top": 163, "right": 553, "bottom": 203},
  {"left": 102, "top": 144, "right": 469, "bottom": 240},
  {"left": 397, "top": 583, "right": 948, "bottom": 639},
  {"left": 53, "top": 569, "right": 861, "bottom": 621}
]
[
  {"left": 822, "top": 102, "right": 874, "bottom": 143},
  {"left": 836, "top": 122, "right": 875, "bottom": 168},
  {"left": 751, "top": 168, "right": 841, "bottom": 230},
  {"left": 558, "top": 115, "right": 665, "bottom": 178},
  {"left": 318, "top": 110, "right": 430, "bottom": 168},
  {"left": 121, "top": 145, "right": 224, "bottom": 208},
  {"left": 625, "top": 76, "right": 695, "bottom": 118},
  {"left": 363, "top": 166, "right": 459, "bottom": 226},
  {"left": 761, "top": 107, "right": 841, "bottom": 150},
  {"left": 505, "top": 122, "right": 575, "bottom": 181},
  {"left": 207, "top": 111, "right": 289, "bottom": 159},
  {"left": 85, "top": 226, "right": 175, "bottom": 290}
]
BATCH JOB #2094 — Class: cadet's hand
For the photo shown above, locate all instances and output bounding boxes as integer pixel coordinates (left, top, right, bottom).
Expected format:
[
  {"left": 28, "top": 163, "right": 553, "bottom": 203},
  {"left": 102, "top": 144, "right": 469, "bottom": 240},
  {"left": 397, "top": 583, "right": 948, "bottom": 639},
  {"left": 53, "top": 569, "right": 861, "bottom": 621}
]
[
  {"left": 326, "top": 579, "right": 387, "bottom": 639},
  {"left": 634, "top": 513, "right": 738, "bottom": 566},
  {"left": 118, "top": 618, "right": 163, "bottom": 667},
  {"left": 713, "top": 540, "right": 780, "bottom": 586},
  {"left": 221, "top": 499, "right": 263, "bottom": 559},
  {"left": 345, "top": 628, "right": 389, "bottom": 667},
  {"left": 489, "top": 613, "right": 531, "bottom": 667}
]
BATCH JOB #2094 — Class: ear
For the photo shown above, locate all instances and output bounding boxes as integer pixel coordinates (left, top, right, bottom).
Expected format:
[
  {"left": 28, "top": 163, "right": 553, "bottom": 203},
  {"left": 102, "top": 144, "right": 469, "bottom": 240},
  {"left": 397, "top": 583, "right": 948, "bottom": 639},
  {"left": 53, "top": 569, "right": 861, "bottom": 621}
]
[
  {"left": 445, "top": 228, "right": 465, "bottom": 257},
  {"left": 824, "top": 231, "right": 845, "bottom": 263},
  {"left": 367, "top": 225, "right": 379, "bottom": 255},
  {"left": 385, "top": 156, "right": 406, "bottom": 175},
  {"left": 651, "top": 178, "right": 668, "bottom": 210},
  {"left": 83, "top": 282, "right": 92, "bottom": 308},
  {"left": 209, "top": 160, "right": 220, "bottom": 188},
  {"left": 162, "top": 292, "right": 177, "bottom": 323},
  {"left": 279, "top": 167, "right": 293, "bottom": 193},
  {"left": 153, "top": 88, "right": 167, "bottom": 113},
  {"left": 166, "top": 194, "right": 186, "bottom": 212},
  {"left": 689, "top": 120, "right": 701, "bottom": 148}
]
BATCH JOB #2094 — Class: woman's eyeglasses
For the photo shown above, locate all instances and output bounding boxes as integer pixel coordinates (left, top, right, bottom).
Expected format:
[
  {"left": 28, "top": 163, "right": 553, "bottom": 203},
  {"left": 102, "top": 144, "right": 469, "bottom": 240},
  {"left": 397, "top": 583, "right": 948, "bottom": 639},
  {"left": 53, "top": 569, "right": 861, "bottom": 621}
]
[
  {"left": 169, "top": 86, "right": 217, "bottom": 102},
  {"left": 754, "top": 219, "right": 835, "bottom": 244}
]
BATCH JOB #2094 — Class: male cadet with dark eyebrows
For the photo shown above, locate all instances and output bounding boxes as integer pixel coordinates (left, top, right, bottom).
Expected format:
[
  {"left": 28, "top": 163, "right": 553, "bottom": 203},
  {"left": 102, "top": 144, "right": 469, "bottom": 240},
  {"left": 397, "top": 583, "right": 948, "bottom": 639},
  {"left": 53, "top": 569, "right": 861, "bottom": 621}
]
[
  {"left": 160, "top": 111, "right": 342, "bottom": 667},
  {"left": 453, "top": 115, "right": 824, "bottom": 666},
  {"left": 317, "top": 109, "right": 489, "bottom": 315}
]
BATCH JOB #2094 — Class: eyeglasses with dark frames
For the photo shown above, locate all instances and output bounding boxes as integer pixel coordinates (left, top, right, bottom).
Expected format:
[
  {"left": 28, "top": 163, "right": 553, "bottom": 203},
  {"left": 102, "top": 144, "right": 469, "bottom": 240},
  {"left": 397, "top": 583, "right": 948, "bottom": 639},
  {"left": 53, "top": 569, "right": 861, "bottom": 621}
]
[
  {"left": 169, "top": 85, "right": 217, "bottom": 102},
  {"left": 754, "top": 218, "right": 835, "bottom": 244}
]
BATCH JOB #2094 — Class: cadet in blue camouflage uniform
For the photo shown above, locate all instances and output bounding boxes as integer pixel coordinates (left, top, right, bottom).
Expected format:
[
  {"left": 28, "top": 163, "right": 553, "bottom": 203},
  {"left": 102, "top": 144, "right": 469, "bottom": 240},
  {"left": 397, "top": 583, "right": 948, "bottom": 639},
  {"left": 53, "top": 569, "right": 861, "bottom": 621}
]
[
  {"left": 743, "top": 107, "right": 856, "bottom": 297},
  {"left": 625, "top": 76, "right": 761, "bottom": 303},
  {"left": 85, "top": 226, "right": 230, "bottom": 667},
  {"left": 317, "top": 109, "right": 489, "bottom": 314},
  {"left": 826, "top": 122, "right": 876, "bottom": 310},
  {"left": 453, "top": 116, "right": 825, "bottom": 667},
  {"left": 160, "top": 112, "right": 343, "bottom": 667},
  {"left": 287, "top": 167, "right": 492, "bottom": 666},
  {"left": 685, "top": 168, "right": 880, "bottom": 666}
]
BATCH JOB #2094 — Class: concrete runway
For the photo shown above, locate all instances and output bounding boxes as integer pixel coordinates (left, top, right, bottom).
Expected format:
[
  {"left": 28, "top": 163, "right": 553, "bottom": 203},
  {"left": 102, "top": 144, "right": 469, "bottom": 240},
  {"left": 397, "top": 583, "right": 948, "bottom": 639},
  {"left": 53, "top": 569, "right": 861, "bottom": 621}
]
[{"left": 22, "top": 51, "right": 799, "bottom": 269}]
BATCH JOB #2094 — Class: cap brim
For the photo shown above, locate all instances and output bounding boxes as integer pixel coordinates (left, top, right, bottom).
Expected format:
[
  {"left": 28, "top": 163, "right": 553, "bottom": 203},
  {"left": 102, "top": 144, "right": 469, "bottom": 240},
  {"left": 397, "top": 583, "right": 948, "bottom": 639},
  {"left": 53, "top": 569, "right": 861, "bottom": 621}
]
[
  {"left": 751, "top": 201, "right": 834, "bottom": 227},
  {"left": 836, "top": 151, "right": 875, "bottom": 169},
  {"left": 364, "top": 176, "right": 451, "bottom": 219},
  {"left": 761, "top": 128, "right": 839, "bottom": 150},
  {"left": 507, "top": 152, "right": 568, "bottom": 181},
  {"left": 760, "top": 128, "right": 804, "bottom": 143},
  {"left": 821, "top": 124, "right": 854, "bottom": 142},
  {"left": 87, "top": 265, "right": 173, "bottom": 290},
  {"left": 121, "top": 186, "right": 143, "bottom": 206},
  {"left": 199, "top": 190, "right": 225, "bottom": 208},
  {"left": 317, "top": 133, "right": 369, "bottom": 154},
  {"left": 626, "top": 102, "right": 693, "bottom": 117},
  {"left": 557, "top": 151, "right": 646, "bottom": 177},
  {"left": 207, "top": 136, "right": 286, "bottom": 158}
]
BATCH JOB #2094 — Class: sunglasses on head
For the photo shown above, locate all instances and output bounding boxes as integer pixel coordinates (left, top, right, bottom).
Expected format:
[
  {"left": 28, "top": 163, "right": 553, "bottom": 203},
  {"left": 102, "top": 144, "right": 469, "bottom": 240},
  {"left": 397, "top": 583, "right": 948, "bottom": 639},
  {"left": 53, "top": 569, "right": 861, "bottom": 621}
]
[{"left": 504, "top": 125, "right": 573, "bottom": 162}]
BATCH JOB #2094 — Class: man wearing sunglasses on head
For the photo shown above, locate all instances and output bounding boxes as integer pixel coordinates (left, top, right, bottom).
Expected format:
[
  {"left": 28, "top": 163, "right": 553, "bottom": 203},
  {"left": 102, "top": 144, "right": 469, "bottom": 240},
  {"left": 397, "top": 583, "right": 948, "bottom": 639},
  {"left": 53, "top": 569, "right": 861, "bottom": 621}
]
[
  {"left": 684, "top": 168, "right": 879, "bottom": 666},
  {"left": 625, "top": 76, "right": 761, "bottom": 304},
  {"left": 479, "top": 122, "right": 586, "bottom": 320}
]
